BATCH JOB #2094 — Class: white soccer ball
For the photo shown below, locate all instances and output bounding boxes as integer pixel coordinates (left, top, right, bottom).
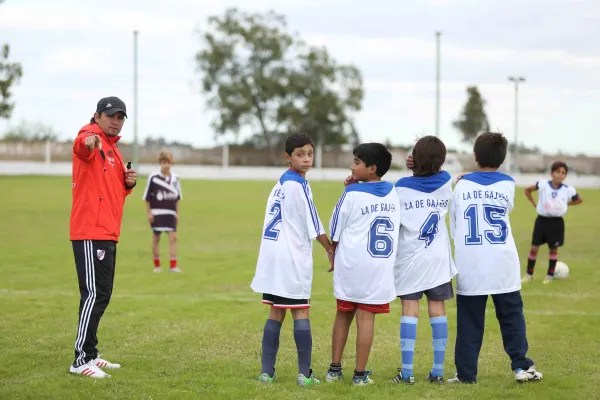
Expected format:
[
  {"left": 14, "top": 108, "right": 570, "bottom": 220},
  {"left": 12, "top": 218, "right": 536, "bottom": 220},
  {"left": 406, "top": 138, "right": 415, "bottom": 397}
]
[{"left": 553, "top": 261, "right": 569, "bottom": 280}]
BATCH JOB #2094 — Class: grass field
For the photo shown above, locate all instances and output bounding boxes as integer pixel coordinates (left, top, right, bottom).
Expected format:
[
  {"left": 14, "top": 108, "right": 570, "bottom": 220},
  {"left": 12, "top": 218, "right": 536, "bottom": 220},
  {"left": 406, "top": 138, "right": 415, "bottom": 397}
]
[{"left": 2, "top": 175, "right": 600, "bottom": 400}]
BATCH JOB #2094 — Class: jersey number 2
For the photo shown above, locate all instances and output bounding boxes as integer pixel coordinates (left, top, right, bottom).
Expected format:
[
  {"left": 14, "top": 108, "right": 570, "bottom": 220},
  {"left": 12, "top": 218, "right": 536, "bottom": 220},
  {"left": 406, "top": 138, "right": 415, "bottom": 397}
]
[
  {"left": 368, "top": 216, "right": 395, "bottom": 258},
  {"left": 464, "top": 204, "right": 508, "bottom": 245},
  {"left": 263, "top": 202, "right": 282, "bottom": 240},
  {"left": 419, "top": 211, "right": 440, "bottom": 248}
]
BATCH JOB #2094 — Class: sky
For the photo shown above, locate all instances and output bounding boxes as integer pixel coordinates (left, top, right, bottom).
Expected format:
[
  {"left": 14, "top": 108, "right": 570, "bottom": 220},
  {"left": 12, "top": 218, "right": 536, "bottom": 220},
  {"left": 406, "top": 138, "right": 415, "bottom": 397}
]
[{"left": 1, "top": 0, "right": 599, "bottom": 155}]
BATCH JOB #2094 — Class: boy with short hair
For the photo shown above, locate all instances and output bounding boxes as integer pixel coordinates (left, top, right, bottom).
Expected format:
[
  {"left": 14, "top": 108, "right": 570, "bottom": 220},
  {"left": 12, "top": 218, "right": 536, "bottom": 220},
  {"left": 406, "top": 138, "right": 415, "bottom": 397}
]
[
  {"left": 142, "top": 151, "right": 183, "bottom": 273},
  {"left": 325, "top": 143, "right": 399, "bottom": 386},
  {"left": 250, "top": 133, "right": 335, "bottom": 387},
  {"left": 392, "top": 136, "right": 457, "bottom": 385},
  {"left": 449, "top": 132, "right": 543, "bottom": 384},
  {"left": 521, "top": 161, "right": 583, "bottom": 284}
]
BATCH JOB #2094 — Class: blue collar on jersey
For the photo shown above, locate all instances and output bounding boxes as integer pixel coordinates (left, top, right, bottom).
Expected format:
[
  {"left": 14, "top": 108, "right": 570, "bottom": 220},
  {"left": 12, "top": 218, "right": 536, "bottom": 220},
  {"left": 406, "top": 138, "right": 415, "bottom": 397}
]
[
  {"left": 461, "top": 171, "right": 514, "bottom": 186},
  {"left": 279, "top": 169, "right": 306, "bottom": 184},
  {"left": 547, "top": 180, "right": 564, "bottom": 190},
  {"left": 345, "top": 181, "right": 394, "bottom": 197},
  {"left": 394, "top": 171, "right": 451, "bottom": 193}
]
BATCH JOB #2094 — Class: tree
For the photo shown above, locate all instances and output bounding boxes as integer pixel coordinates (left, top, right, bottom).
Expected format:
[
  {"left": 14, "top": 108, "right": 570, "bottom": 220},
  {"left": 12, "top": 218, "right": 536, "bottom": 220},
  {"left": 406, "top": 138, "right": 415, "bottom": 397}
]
[
  {"left": 195, "top": 8, "right": 363, "bottom": 157},
  {"left": 2, "top": 120, "right": 58, "bottom": 142},
  {"left": 452, "top": 86, "right": 490, "bottom": 143},
  {"left": 0, "top": 1, "right": 23, "bottom": 120}
]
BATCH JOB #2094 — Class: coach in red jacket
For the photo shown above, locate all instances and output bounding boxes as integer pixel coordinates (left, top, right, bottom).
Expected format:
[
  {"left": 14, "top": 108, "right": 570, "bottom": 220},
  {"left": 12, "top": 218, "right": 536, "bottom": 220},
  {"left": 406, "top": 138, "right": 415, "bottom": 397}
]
[{"left": 69, "top": 96, "right": 137, "bottom": 379}]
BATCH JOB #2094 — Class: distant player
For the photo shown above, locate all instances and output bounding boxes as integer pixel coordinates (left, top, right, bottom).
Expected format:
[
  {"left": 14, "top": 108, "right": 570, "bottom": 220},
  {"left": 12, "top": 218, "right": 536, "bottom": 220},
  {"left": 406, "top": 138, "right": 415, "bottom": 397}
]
[
  {"left": 250, "top": 133, "right": 335, "bottom": 387},
  {"left": 325, "top": 143, "right": 399, "bottom": 386},
  {"left": 391, "top": 136, "right": 457, "bottom": 385},
  {"left": 449, "top": 132, "right": 543, "bottom": 384},
  {"left": 521, "top": 161, "right": 583, "bottom": 284},
  {"left": 142, "top": 151, "right": 183, "bottom": 273}
]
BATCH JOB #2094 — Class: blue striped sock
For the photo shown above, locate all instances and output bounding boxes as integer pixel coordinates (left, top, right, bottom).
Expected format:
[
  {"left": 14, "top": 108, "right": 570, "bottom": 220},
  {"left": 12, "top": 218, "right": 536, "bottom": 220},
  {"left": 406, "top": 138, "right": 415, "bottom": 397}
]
[
  {"left": 430, "top": 316, "right": 448, "bottom": 377},
  {"left": 400, "top": 316, "right": 418, "bottom": 378}
]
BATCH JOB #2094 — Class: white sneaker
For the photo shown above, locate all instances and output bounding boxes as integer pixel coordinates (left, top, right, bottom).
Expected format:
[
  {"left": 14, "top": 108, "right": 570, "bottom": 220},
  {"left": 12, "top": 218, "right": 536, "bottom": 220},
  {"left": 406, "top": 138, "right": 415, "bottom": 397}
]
[
  {"left": 514, "top": 366, "right": 543, "bottom": 382},
  {"left": 69, "top": 362, "right": 111, "bottom": 378},
  {"left": 169, "top": 267, "right": 183, "bottom": 273},
  {"left": 154, "top": 267, "right": 161, "bottom": 273},
  {"left": 521, "top": 274, "right": 533, "bottom": 284},
  {"left": 92, "top": 355, "right": 121, "bottom": 369}
]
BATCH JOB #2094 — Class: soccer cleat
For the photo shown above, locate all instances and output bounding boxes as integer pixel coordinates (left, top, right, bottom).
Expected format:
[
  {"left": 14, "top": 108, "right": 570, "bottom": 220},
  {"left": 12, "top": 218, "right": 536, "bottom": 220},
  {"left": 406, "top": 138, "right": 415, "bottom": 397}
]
[
  {"left": 427, "top": 372, "right": 444, "bottom": 384},
  {"left": 258, "top": 372, "right": 276, "bottom": 383},
  {"left": 521, "top": 274, "right": 533, "bottom": 284},
  {"left": 154, "top": 267, "right": 161, "bottom": 273},
  {"left": 325, "top": 369, "right": 344, "bottom": 382},
  {"left": 297, "top": 369, "right": 320, "bottom": 387},
  {"left": 69, "top": 362, "right": 111, "bottom": 379},
  {"left": 353, "top": 370, "right": 374, "bottom": 386},
  {"left": 515, "top": 366, "right": 543, "bottom": 383},
  {"left": 542, "top": 276, "right": 553, "bottom": 284},
  {"left": 169, "top": 267, "right": 183, "bottom": 273},
  {"left": 447, "top": 373, "right": 467, "bottom": 384},
  {"left": 391, "top": 368, "right": 414, "bottom": 384},
  {"left": 92, "top": 355, "right": 121, "bottom": 369}
]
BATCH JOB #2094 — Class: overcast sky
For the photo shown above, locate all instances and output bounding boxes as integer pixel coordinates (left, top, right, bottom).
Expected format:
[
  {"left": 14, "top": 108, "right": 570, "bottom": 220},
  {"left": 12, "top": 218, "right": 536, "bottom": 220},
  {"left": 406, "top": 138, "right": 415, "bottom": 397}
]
[{"left": 1, "top": 0, "right": 599, "bottom": 155}]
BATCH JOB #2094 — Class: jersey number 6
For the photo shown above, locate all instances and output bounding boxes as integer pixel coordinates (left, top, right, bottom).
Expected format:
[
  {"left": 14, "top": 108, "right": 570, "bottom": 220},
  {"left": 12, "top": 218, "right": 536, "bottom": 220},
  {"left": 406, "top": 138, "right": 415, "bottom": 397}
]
[{"left": 368, "top": 216, "right": 395, "bottom": 258}]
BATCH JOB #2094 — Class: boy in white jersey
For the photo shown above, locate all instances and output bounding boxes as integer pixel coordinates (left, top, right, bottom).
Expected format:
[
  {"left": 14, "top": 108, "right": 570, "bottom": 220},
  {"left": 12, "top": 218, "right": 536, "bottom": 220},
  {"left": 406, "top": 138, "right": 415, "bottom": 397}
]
[
  {"left": 391, "top": 136, "right": 457, "bottom": 385},
  {"left": 449, "top": 132, "right": 542, "bottom": 384},
  {"left": 325, "top": 143, "right": 399, "bottom": 386},
  {"left": 521, "top": 161, "right": 583, "bottom": 284},
  {"left": 250, "top": 133, "right": 335, "bottom": 387}
]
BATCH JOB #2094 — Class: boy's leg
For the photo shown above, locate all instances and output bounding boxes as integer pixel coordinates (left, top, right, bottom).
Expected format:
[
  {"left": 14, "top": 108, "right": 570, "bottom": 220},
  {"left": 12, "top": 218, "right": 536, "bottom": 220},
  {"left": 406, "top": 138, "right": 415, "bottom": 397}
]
[
  {"left": 329, "top": 304, "right": 355, "bottom": 374},
  {"left": 355, "top": 308, "right": 376, "bottom": 374},
  {"left": 152, "top": 233, "right": 161, "bottom": 270},
  {"left": 491, "top": 291, "right": 534, "bottom": 372},
  {"left": 454, "top": 294, "right": 488, "bottom": 383},
  {"left": 260, "top": 296, "right": 286, "bottom": 379},
  {"left": 524, "top": 246, "right": 539, "bottom": 279},
  {"left": 544, "top": 217, "right": 564, "bottom": 283},
  {"left": 426, "top": 281, "right": 453, "bottom": 381},
  {"left": 167, "top": 231, "right": 180, "bottom": 271},
  {"left": 524, "top": 217, "right": 544, "bottom": 283},
  {"left": 399, "top": 298, "right": 419, "bottom": 381},
  {"left": 545, "top": 247, "right": 558, "bottom": 282},
  {"left": 291, "top": 308, "right": 312, "bottom": 378}
]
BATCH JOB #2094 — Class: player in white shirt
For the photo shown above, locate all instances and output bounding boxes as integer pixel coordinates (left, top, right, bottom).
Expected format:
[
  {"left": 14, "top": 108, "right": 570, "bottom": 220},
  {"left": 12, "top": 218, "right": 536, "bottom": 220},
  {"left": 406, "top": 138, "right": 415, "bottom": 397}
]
[
  {"left": 522, "top": 161, "right": 583, "bottom": 284},
  {"left": 448, "top": 132, "right": 542, "bottom": 384},
  {"left": 324, "top": 143, "right": 399, "bottom": 386},
  {"left": 391, "top": 136, "right": 457, "bottom": 385},
  {"left": 250, "top": 133, "right": 334, "bottom": 387}
]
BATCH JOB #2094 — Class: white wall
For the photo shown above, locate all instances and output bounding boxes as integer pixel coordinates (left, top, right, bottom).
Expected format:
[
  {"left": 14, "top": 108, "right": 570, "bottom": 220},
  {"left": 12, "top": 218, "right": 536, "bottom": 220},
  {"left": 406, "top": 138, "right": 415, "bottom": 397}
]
[{"left": 2, "top": 161, "right": 600, "bottom": 188}]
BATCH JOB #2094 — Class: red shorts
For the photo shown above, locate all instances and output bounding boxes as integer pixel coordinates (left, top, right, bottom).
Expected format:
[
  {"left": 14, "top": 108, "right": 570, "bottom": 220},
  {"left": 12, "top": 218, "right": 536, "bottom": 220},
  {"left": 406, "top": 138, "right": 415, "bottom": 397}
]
[{"left": 336, "top": 299, "right": 390, "bottom": 314}]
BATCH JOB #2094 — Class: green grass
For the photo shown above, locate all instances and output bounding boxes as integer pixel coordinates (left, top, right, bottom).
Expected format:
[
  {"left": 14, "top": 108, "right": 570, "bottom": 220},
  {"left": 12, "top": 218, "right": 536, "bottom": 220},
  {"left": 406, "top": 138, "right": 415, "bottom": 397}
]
[{"left": 1, "top": 176, "right": 600, "bottom": 400}]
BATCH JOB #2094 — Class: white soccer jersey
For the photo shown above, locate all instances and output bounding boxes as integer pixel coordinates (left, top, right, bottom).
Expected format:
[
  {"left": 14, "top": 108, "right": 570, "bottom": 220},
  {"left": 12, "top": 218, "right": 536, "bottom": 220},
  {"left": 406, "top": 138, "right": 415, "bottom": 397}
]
[
  {"left": 450, "top": 172, "right": 520, "bottom": 296},
  {"left": 394, "top": 171, "right": 457, "bottom": 296},
  {"left": 535, "top": 180, "right": 578, "bottom": 217},
  {"left": 251, "top": 170, "right": 325, "bottom": 299},
  {"left": 330, "top": 181, "right": 399, "bottom": 305}
]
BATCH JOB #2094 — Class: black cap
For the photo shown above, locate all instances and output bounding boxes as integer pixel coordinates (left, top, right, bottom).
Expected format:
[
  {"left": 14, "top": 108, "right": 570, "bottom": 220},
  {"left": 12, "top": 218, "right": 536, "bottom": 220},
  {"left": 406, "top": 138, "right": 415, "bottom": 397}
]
[{"left": 96, "top": 96, "right": 127, "bottom": 117}]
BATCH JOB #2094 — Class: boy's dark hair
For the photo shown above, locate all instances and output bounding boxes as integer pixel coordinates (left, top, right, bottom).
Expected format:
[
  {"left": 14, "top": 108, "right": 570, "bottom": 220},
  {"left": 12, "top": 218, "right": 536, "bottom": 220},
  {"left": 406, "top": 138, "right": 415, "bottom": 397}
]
[
  {"left": 412, "top": 135, "right": 446, "bottom": 176},
  {"left": 473, "top": 132, "right": 508, "bottom": 169},
  {"left": 285, "top": 133, "right": 314, "bottom": 155},
  {"left": 353, "top": 142, "right": 392, "bottom": 177},
  {"left": 551, "top": 160, "right": 568, "bottom": 174}
]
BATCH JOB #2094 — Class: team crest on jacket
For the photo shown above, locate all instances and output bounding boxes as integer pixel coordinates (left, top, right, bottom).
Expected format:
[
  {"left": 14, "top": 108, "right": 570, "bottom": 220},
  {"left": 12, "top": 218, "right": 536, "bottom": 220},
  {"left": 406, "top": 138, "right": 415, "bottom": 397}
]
[{"left": 97, "top": 249, "right": 105, "bottom": 260}]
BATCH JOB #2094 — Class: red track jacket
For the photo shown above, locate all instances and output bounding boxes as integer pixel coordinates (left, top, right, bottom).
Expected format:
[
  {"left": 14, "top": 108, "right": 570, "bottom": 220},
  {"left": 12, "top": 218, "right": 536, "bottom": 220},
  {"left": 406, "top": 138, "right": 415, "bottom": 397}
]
[{"left": 70, "top": 123, "right": 134, "bottom": 242}]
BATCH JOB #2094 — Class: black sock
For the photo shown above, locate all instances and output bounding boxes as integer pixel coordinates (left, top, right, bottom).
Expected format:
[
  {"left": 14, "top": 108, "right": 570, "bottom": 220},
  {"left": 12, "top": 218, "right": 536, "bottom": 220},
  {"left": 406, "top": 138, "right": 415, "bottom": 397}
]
[
  {"left": 526, "top": 258, "right": 536, "bottom": 275},
  {"left": 329, "top": 363, "right": 342, "bottom": 372},
  {"left": 354, "top": 370, "right": 366, "bottom": 377},
  {"left": 547, "top": 259, "right": 558, "bottom": 276}
]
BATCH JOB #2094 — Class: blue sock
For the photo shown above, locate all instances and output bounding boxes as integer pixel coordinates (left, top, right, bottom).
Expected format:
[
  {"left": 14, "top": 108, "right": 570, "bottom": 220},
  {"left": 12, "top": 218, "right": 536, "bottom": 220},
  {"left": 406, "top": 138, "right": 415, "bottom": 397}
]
[
  {"left": 293, "top": 319, "right": 312, "bottom": 377},
  {"left": 400, "top": 316, "right": 418, "bottom": 378},
  {"left": 261, "top": 319, "right": 281, "bottom": 376},
  {"left": 430, "top": 316, "right": 448, "bottom": 377}
]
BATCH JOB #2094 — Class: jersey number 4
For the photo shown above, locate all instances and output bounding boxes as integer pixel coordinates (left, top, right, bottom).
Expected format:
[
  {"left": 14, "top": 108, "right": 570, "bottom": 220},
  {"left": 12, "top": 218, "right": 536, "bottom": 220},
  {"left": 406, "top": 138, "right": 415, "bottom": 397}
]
[
  {"left": 464, "top": 204, "right": 508, "bottom": 245},
  {"left": 419, "top": 211, "right": 440, "bottom": 248},
  {"left": 368, "top": 217, "right": 395, "bottom": 258},
  {"left": 263, "top": 202, "right": 282, "bottom": 240}
]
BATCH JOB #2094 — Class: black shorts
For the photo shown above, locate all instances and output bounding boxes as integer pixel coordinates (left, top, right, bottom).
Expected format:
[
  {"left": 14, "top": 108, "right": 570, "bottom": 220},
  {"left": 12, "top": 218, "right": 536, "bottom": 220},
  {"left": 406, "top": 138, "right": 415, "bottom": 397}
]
[
  {"left": 399, "top": 281, "right": 454, "bottom": 301},
  {"left": 532, "top": 215, "right": 564, "bottom": 248},
  {"left": 151, "top": 214, "right": 177, "bottom": 235},
  {"left": 262, "top": 294, "right": 310, "bottom": 309}
]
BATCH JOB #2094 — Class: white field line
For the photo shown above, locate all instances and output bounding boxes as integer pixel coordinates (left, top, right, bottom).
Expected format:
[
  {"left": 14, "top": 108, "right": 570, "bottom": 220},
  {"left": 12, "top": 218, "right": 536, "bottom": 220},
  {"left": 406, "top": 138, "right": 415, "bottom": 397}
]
[{"left": 1, "top": 289, "right": 599, "bottom": 316}]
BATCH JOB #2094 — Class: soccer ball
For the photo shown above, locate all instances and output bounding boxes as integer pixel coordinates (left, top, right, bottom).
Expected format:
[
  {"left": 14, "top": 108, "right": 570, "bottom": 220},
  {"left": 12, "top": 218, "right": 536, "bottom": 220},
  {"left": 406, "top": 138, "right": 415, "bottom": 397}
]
[{"left": 553, "top": 261, "right": 569, "bottom": 280}]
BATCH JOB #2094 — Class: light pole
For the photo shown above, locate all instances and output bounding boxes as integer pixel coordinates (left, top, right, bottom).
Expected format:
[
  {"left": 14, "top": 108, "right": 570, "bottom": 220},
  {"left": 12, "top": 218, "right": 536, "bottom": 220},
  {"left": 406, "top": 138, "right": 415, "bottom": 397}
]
[
  {"left": 508, "top": 76, "right": 525, "bottom": 173},
  {"left": 133, "top": 30, "right": 139, "bottom": 169},
  {"left": 435, "top": 31, "right": 441, "bottom": 138}
]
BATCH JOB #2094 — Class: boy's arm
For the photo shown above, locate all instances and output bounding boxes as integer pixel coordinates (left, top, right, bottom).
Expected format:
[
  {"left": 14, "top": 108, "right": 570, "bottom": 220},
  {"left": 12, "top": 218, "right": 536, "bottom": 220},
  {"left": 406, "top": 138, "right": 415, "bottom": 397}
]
[
  {"left": 524, "top": 182, "right": 538, "bottom": 208},
  {"left": 175, "top": 200, "right": 180, "bottom": 221},
  {"left": 142, "top": 175, "right": 154, "bottom": 222},
  {"left": 145, "top": 201, "right": 154, "bottom": 224},
  {"left": 568, "top": 187, "right": 583, "bottom": 206}
]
